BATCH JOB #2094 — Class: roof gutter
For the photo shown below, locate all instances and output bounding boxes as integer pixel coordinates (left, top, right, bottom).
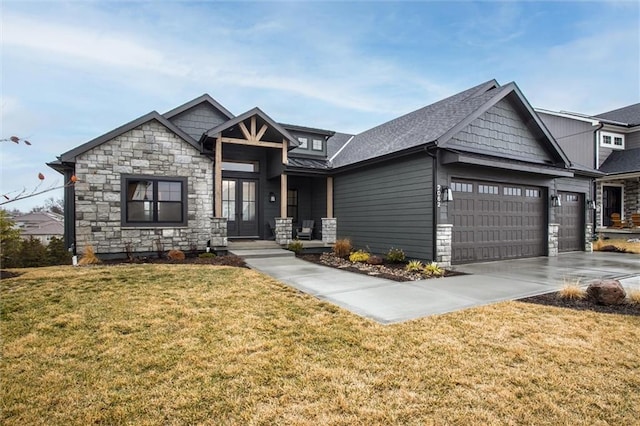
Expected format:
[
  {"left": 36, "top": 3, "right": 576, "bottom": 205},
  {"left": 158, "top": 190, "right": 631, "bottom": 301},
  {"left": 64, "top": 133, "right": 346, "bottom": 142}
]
[{"left": 424, "top": 144, "right": 439, "bottom": 261}]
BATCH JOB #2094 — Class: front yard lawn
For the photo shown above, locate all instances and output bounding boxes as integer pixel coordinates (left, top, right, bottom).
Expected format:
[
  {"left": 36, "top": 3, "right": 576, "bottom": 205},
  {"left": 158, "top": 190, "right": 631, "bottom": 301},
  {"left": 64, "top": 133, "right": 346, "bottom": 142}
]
[{"left": 2, "top": 265, "right": 639, "bottom": 424}]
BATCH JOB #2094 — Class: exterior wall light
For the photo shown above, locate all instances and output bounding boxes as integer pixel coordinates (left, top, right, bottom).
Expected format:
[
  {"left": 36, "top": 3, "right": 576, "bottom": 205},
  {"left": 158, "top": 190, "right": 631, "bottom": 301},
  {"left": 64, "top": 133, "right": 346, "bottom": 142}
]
[
  {"left": 587, "top": 199, "right": 596, "bottom": 210},
  {"left": 441, "top": 186, "right": 454, "bottom": 202},
  {"left": 551, "top": 194, "right": 562, "bottom": 208},
  {"left": 269, "top": 192, "right": 276, "bottom": 203}
]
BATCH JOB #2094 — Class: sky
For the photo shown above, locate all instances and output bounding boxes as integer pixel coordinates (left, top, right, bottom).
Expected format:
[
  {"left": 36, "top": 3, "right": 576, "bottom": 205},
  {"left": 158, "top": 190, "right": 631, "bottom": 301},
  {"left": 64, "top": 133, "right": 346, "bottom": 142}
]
[{"left": 1, "top": 0, "right": 639, "bottom": 212}]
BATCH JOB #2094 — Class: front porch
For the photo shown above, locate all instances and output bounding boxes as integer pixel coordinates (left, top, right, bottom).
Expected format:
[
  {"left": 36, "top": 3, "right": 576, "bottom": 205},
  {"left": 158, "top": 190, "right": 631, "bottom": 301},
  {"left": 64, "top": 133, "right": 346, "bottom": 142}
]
[
  {"left": 596, "top": 173, "right": 640, "bottom": 228},
  {"left": 202, "top": 107, "right": 337, "bottom": 249},
  {"left": 595, "top": 227, "right": 640, "bottom": 240}
]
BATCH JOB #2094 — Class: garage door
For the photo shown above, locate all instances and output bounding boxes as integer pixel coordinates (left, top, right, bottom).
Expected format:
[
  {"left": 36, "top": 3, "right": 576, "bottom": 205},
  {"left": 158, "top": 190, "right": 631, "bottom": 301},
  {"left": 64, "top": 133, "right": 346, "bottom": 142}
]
[
  {"left": 557, "top": 191, "right": 583, "bottom": 252},
  {"left": 451, "top": 180, "right": 546, "bottom": 264}
]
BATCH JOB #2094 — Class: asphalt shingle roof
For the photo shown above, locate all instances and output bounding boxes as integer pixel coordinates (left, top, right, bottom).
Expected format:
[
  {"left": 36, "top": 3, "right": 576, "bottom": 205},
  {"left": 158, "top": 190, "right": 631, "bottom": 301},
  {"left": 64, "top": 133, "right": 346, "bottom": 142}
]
[
  {"left": 599, "top": 147, "right": 640, "bottom": 174},
  {"left": 595, "top": 103, "right": 640, "bottom": 127},
  {"left": 331, "top": 80, "right": 500, "bottom": 168}
]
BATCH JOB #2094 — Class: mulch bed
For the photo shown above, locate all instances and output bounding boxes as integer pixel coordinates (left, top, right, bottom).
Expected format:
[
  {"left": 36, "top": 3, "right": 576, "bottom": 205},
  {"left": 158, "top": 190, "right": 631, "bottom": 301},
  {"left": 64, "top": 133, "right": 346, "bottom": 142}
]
[
  {"left": 297, "top": 253, "right": 464, "bottom": 282},
  {"left": 519, "top": 292, "right": 640, "bottom": 317}
]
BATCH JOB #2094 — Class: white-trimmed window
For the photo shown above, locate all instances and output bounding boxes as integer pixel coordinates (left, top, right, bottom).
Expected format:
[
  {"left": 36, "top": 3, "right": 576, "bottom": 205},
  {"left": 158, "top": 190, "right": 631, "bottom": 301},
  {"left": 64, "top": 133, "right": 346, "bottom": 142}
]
[
  {"left": 312, "top": 139, "right": 323, "bottom": 151},
  {"left": 297, "top": 137, "right": 308, "bottom": 149},
  {"left": 600, "top": 131, "right": 625, "bottom": 149}
]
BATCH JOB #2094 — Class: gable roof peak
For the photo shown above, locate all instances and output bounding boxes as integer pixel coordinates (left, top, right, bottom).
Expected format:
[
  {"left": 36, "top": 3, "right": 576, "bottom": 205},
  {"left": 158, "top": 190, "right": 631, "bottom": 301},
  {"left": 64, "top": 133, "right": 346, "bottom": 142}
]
[{"left": 163, "top": 93, "right": 235, "bottom": 120}]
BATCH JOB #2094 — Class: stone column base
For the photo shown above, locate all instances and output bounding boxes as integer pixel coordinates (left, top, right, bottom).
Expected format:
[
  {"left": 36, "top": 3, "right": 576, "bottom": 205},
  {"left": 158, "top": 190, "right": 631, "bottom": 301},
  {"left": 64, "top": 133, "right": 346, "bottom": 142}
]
[
  {"left": 322, "top": 218, "right": 337, "bottom": 244},
  {"left": 210, "top": 217, "right": 228, "bottom": 247},
  {"left": 548, "top": 223, "right": 559, "bottom": 257},
  {"left": 275, "top": 217, "right": 292, "bottom": 245},
  {"left": 436, "top": 224, "right": 453, "bottom": 267},
  {"left": 585, "top": 223, "right": 593, "bottom": 252}
]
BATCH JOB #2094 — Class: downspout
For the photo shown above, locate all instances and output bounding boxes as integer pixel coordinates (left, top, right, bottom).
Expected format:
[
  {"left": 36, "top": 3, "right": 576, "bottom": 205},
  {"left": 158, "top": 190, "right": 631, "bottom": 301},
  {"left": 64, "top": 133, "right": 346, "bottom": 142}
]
[
  {"left": 424, "top": 144, "right": 438, "bottom": 261},
  {"left": 592, "top": 122, "right": 604, "bottom": 232}
]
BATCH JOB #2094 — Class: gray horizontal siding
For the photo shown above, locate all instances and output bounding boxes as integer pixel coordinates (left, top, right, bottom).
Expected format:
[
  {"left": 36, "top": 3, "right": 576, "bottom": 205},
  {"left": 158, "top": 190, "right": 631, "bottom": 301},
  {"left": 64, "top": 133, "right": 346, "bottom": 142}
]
[
  {"left": 448, "top": 98, "right": 553, "bottom": 163},
  {"left": 538, "top": 113, "right": 596, "bottom": 168},
  {"left": 626, "top": 131, "right": 640, "bottom": 150},
  {"left": 334, "top": 155, "right": 433, "bottom": 260}
]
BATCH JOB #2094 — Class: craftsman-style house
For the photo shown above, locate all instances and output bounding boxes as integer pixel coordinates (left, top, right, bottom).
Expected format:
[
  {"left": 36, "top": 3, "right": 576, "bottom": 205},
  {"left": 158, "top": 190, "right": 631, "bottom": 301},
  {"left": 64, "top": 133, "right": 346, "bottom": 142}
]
[{"left": 50, "top": 80, "right": 597, "bottom": 265}]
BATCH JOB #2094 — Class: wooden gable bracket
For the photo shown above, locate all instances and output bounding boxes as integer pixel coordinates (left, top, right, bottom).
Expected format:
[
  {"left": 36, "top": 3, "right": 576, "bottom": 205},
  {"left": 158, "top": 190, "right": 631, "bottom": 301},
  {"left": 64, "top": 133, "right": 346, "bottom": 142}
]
[{"left": 227, "top": 116, "right": 283, "bottom": 149}]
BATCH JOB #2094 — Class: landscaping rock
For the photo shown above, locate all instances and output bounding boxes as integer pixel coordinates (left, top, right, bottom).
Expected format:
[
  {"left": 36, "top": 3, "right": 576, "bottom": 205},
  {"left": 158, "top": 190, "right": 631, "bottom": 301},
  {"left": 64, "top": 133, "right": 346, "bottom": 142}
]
[
  {"left": 587, "top": 280, "right": 626, "bottom": 305},
  {"left": 367, "top": 255, "right": 384, "bottom": 265}
]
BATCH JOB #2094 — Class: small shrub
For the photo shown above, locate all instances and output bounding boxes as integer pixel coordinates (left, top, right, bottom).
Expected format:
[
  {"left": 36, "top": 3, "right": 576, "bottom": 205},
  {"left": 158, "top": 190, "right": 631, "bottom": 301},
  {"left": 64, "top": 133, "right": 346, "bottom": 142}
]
[
  {"left": 287, "top": 240, "right": 304, "bottom": 254},
  {"left": 19, "top": 237, "right": 48, "bottom": 268},
  {"left": 559, "top": 281, "right": 586, "bottom": 300},
  {"left": 349, "top": 249, "right": 370, "bottom": 263},
  {"left": 198, "top": 252, "right": 216, "bottom": 258},
  {"left": 406, "top": 260, "right": 423, "bottom": 272},
  {"left": 0, "top": 210, "right": 22, "bottom": 268},
  {"left": 627, "top": 289, "right": 640, "bottom": 305},
  {"left": 78, "top": 246, "right": 101, "bottom": 265},
  {"left": 47, "top": 236, "right": 72, "bottom": 265},
  {"left": 167, "top": 249, "right": 185, "bottom": 261},
  {"left": 423, "top": 262, "right": 444, "bottom": 277},
  {"left": 386, "top": 247, "right": 406, "bottom": 263},
  {"left": 333, "top": 238, "right": 352, "bottom": 258}
]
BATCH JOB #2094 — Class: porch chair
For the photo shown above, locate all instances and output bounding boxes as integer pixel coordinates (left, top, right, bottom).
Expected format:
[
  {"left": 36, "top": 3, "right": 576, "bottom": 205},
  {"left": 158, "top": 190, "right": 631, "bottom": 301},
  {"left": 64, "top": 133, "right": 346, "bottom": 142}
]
[
  {"left": 631, "top": 213, "right": 640, "bottom": 228},
  {"left": 296, "top": 220, "right": 314, "bottom": 240},
  {"left": 610, "top": 213, "right": 624, "bottom": 229}
]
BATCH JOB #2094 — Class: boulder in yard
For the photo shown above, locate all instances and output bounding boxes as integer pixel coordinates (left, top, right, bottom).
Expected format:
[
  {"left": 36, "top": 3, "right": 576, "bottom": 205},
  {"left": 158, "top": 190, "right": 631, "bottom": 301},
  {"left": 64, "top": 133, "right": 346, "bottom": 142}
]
[
  {"left": 367, "top": 255, "right": 384, "bottom": 265},
  {"left": 586, "top": 280, "right": 626, "bottom": 305}
]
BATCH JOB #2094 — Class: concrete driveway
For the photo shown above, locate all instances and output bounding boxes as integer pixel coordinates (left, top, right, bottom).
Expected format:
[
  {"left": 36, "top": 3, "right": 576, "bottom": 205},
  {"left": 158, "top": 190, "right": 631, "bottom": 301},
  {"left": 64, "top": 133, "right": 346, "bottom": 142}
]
[{"left": 245, "top": 252, "right": 639, "bottom": 324}]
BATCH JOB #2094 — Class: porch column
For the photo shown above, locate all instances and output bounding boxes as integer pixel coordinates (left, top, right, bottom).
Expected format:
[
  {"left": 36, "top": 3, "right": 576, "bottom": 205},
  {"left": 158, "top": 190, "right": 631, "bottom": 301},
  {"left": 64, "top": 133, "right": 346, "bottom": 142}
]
[
  {"left": 214, "top": 134, "right": 222, "bottom": 217},
  {"left": 326, "top": 176, "right": 333, "bottom": 218},
  {"left": 210, "top": 217, "right": 228, "bottom": 247},
  {"left": 280, "top": 173, "right": 287, "bottom": 218},
  {"left": 321, "top": 218, "right": 337, "bottom": 245},
  {"left": 436, "top": 224, "right": 452, "bottom": 267},
  {"left": 548, "top": 223, "right": 559, "bottom": 257}
]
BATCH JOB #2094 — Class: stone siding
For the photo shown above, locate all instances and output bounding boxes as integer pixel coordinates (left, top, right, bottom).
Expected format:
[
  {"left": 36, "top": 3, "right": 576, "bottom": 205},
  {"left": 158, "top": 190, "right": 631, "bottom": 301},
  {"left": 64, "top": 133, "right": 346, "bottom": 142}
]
[
  {"left": 321, "top": 218, "right": 337, "bottom": 244},
  {"left": 74, "top": 120, "right": 213, "bottom": 255},
  {"left": 436, "top": 224, "right": 452, "bottom": 267},
  {"left": 275, "top": 217, "right": 292, "bottom": 245},
  {"left": 548, "top": 223, "right": 559, "bottom": 257}
]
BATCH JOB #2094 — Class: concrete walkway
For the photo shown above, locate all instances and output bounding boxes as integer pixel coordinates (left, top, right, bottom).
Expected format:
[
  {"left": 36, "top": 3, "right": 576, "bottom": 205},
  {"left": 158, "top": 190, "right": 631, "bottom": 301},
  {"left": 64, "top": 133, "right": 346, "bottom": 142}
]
[{"left": 244, "top": 252, "right": 639, "bottom": 324}]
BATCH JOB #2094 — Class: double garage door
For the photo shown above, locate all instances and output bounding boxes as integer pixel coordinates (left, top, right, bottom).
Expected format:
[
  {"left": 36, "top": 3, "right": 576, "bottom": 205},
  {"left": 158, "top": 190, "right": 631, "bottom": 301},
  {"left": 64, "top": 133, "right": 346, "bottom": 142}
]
[{"left": 451, "top": 180, "right": 583, "bottom": 264}]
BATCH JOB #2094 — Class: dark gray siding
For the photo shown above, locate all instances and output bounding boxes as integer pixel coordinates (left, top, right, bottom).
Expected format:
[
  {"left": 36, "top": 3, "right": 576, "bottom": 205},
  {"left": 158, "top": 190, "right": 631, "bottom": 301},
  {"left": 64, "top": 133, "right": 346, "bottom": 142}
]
[
  {"left": 334, "top": 154, "right": 433, "bottom": 260},
  {"left": 538, "top": 113, "right": 596, "bottom": 168},
  {"left": 287, "top": 176, "right": 327, "bottom": 239},
  {"left": 169, "top": 103, "right": 230, "bottom": 141},
  {"left": 448, "top": 98, "right": 553, "bottom": 163},
  {"left": 626, "top": 131, "right": 640, "bottom": 149}
]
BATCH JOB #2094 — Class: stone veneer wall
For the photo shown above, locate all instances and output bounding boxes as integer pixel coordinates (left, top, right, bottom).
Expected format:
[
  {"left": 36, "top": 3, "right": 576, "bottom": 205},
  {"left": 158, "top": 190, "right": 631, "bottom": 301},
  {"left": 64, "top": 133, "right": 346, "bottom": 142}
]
[
  {"left": 275, "top": 218, "right": 292, "bottom": 245},
  {"left": 321, "top": 218, "right": 337, "bottom": 244},
  {"left": 548, "top": 224, "right": 559, "bottom": 257},
  {"left": 74, "top": 120, "right": 214, "bottom": 254},
  {"left": 435, "top": 224, "right": 452, "bottom": 267}
]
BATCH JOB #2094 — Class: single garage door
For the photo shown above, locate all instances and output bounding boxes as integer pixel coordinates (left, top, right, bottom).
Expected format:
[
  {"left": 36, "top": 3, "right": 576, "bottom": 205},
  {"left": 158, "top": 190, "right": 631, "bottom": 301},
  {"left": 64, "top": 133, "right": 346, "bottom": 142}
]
[
  {"left": 451, "top": 180, "right": 546, "bottom": 264},
  {"left": 557, "top": 191, "right": 583, "bottom": 252}
]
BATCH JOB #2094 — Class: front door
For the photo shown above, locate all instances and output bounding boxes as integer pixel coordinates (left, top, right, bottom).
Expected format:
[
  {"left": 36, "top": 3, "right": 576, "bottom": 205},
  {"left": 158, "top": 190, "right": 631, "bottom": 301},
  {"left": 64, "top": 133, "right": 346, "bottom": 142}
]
[
  {"left": 222, "top": 178, "right": 259, "bottom": 237},
  {"left": 602, "top": 186, "right": 622, "bottom": 226}
]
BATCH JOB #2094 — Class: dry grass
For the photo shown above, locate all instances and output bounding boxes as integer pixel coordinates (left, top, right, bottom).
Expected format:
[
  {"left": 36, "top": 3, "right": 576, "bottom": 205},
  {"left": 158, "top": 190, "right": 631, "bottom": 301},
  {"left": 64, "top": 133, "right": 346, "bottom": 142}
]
[
  {"left": 593, "top": 238, "right": 640, "bottom": 254},
  {"left": 2, "top": 265, "right": 640, "bottom": 425},
  {"left": 77, "top": 245, "right": 101, "bottom": 265},
  {"left": 628, "top": 288, "right": 640, "bottom": 305},
  {"left": 558, "top": 280, "right": 586, "bottom": 300}
]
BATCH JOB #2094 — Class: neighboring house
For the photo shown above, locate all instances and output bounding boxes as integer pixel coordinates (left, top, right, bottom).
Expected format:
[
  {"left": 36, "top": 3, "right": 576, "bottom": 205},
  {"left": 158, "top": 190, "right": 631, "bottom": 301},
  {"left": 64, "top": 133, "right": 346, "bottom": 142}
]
[
  {"left": 49, "top": 79, "right": 594, "bottom": 265},
  {"left": 537, "top": 104, "right": 640, "bottom": 231},
  {"left": 12, "top": 212, "right": 65, "bottom": 245}
]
